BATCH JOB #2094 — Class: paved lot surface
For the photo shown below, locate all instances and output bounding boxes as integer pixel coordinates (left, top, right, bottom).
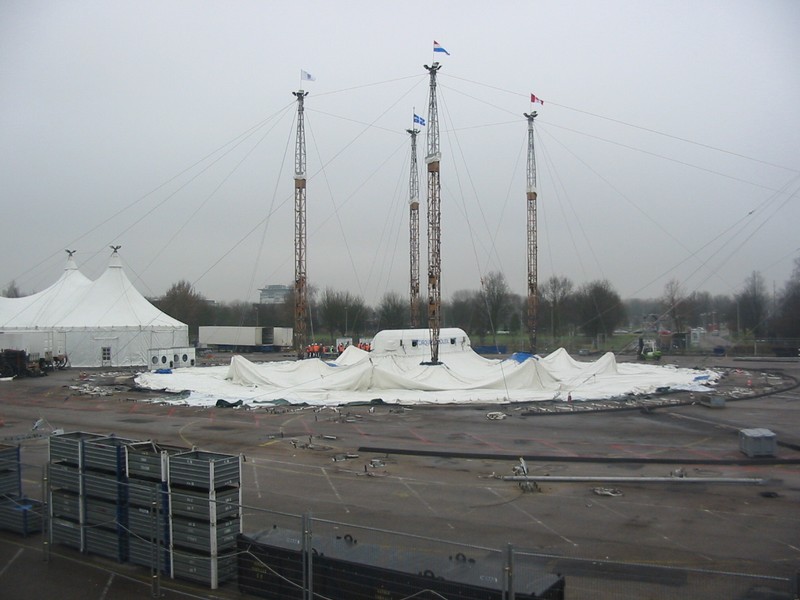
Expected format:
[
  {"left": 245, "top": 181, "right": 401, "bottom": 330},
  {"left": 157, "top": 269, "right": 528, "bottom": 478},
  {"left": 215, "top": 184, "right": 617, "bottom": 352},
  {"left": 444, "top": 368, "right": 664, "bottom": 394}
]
[{"left": 1, "top": 354, "right": 798, "bottom": 599}]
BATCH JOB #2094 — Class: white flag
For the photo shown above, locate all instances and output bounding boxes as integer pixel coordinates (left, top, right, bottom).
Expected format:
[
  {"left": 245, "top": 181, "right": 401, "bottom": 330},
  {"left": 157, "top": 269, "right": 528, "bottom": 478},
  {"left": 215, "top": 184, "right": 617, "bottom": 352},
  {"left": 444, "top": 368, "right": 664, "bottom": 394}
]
[{"left": 301, "top": 69, "right": 316, "bottom": 82}]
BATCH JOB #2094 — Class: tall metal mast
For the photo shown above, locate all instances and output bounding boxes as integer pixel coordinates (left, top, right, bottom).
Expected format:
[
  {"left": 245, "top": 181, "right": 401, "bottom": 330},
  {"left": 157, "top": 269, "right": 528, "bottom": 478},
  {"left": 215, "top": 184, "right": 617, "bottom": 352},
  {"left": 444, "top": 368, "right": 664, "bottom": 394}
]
[
  {"left": 524, "top": 111, "right": 539, "bottom": 353},
  {"left": 407, "top": 126, "right": 421, "bottom": 328},
  {"left": 424, "top": 62, "right": 442, "bottom": 363},
  {"left": 293, "top": 90, "right": 309, "bottom": 358}
]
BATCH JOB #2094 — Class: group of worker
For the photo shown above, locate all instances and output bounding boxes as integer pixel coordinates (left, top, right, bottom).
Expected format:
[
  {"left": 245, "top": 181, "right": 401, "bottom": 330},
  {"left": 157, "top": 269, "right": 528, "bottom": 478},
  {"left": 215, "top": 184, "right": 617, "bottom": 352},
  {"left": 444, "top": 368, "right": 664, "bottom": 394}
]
[
  {"left": 304, "top": 343, "right": 327, "bottom": 358},
  {"left": 303, "top": 341, "right": 372, "bottom": 358}
]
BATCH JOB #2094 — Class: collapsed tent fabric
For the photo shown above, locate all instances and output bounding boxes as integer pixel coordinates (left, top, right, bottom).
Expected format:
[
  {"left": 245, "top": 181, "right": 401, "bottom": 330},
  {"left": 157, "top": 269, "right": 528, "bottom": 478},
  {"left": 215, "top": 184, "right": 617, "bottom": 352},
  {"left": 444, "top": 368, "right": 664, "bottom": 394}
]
[
  {"left": 0, "top": 252, "right": 189, "bottom": 367},
  {"left": 135, "top": 328, "right": 719, "bottom": 406}
]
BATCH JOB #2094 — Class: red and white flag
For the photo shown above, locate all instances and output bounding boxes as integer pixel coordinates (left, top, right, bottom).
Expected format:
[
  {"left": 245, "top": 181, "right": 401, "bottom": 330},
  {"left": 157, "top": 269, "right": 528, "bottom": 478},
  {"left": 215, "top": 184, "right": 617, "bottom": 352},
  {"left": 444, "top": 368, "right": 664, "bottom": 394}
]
[{"left": 530, "top": 93, "right": 544, "bottom": 105}]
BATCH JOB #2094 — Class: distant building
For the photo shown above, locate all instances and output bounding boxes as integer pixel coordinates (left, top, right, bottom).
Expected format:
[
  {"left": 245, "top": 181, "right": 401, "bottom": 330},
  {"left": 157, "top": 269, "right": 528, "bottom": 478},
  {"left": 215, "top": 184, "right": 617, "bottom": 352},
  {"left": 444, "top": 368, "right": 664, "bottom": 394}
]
[{"left": 259, "top": 284, "right": 291, "bottom": 305}]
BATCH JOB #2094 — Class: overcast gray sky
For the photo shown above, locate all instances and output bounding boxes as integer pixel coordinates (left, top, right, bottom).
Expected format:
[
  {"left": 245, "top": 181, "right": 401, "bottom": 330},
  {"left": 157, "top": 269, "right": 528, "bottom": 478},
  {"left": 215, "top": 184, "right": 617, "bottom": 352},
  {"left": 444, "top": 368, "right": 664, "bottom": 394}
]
[{"left": 2, "top": 0, "right": 799, "bottom": 306}]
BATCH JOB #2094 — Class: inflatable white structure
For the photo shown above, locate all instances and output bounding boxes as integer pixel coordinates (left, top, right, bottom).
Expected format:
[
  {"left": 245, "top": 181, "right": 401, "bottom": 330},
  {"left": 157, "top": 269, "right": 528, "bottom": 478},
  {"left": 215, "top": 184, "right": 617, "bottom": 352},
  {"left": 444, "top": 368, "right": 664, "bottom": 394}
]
[{"left": 135, "top": 328, "right": 718, "bottom": 407}]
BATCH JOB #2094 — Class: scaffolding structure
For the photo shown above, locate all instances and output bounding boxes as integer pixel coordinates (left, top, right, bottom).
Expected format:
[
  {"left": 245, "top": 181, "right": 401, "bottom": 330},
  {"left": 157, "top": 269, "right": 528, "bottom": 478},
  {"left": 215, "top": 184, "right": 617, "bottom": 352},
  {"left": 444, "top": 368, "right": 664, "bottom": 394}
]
[
  {"left": 407, "top": 126, "right": 421, "bottom": 328},
  {"left": 293, "top": 90, "right": 309, "bottom": 358},
  {"left": 424, "top": 62, "right": 442, "bottom": 364},
  {"left": 525, "top": 111, "right": 539, "bottom": 353}
]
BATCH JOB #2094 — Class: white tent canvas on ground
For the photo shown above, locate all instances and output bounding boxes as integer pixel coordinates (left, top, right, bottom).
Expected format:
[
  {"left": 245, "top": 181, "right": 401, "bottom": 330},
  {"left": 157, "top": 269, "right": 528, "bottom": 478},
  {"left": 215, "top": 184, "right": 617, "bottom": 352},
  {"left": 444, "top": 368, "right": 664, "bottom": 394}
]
[
  {"left": 0, "top": 251, "right": 191, "bottom": 368},
  {"left": 135, "top": 328, "right": 719, "bottom": 407}
]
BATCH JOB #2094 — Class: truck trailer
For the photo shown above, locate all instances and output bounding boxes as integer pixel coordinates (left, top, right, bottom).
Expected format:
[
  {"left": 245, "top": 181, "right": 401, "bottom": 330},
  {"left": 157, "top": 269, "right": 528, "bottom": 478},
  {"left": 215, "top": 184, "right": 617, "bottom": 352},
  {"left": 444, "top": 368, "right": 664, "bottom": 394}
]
[{"left": 198, "top": 326, "right": 293, "bottom": 353}]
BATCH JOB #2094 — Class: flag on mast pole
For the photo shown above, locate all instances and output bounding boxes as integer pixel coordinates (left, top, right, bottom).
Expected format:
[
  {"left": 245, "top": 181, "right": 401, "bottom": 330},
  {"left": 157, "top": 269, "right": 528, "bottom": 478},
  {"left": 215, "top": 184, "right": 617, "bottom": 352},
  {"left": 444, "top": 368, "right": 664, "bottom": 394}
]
[
  {"left": 301, "top": 69, "right": 316, "bottom": 81},
  {"left": 414, "top": 113, "right": 426, "bottom": 126},
  {"left": 433, "top": 40, "right": 450, "bottom": 55},
  {"left": 530, "top": 93, "right": 544, "bottom": 105}
]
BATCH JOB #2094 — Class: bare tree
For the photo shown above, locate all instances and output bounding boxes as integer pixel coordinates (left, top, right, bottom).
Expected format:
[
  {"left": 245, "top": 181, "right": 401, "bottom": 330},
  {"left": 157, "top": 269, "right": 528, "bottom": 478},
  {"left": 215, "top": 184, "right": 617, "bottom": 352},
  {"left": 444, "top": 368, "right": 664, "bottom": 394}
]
[
  {"left": 376, "top": 291, "right": 407, "bottom": 330},
  {"left": 774, "top": 256, "right": 800, "bottom": 337},
  {"left": 661, "top": 278, "right": 687, "bottom": 332},
  {"left": 478, "top": 271, "right": 511, "bottom": 345},
  {"left": 154, "top": 280, "right": 211, "bottom": 342},
  {"left": 1, "top": 281, "right": 23, "bottom": 298},
  {"left": 575, "top": 280, "right": 625, "bottom": 338},
  {"left": 446, "top": 290, "right": 481, "bottom": 336},
  {"left": 318, "top": 288, "right": 346, "bottom": 341},
  {"left": 540, "top": 275, "right": 574, "bottom": 339},
  {"left": 317, "top": 289, "right": 367, "bottom": 342},
  {"left": 736, "top": 271, "right": 768, "bottom": 335}
]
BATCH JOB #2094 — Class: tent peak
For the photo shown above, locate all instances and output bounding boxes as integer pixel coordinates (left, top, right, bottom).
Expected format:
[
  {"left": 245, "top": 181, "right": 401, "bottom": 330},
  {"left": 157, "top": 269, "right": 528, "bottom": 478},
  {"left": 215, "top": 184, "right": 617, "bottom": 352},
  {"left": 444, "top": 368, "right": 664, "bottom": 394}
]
[
  {"left": 108, "top": 246, "right": 122, "bottom": 268},
  {"left": 64, "top": 249, "right": 79, "bottom": 271}
]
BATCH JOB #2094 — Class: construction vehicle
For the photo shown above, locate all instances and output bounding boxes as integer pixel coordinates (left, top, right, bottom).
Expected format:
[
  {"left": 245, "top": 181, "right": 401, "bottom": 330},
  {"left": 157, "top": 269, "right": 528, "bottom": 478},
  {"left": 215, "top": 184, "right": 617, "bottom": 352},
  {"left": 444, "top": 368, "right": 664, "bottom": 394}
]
[{"left": 637, "top": 338, "right": 662, "bottom": 361}]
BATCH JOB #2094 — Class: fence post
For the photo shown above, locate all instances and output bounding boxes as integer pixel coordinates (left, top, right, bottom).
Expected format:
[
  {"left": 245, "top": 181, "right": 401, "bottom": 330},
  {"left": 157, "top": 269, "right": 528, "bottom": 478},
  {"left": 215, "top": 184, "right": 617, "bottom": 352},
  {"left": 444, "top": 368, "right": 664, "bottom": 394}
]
[
  {"left": 302, "top": 512, "right": 314, "bottom": 600},
  {"left": 42, "top": 465, "right": 50, "bottom": 563},
  {"left": 150, "top": 484, "right": 160, "bottom": 598},
  {"left": 506, "top": 542, "right": 515, "bottom": 600}
]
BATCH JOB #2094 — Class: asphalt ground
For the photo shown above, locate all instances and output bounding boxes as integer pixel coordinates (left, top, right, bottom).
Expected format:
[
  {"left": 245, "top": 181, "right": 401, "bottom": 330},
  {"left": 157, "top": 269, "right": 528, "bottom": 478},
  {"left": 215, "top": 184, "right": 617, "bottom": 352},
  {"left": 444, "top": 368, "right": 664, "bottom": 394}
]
[{"left": 0, "top": 354, "right": 799, "bottom": 599}]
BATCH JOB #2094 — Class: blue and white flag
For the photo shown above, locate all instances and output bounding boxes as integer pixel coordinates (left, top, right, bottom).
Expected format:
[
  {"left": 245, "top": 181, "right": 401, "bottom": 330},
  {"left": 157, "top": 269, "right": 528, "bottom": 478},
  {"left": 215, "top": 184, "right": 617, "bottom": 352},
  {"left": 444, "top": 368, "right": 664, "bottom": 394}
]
[
  {"left": 433, "top": 40, "right": 450, "bottom": 55},
  {"left": 413, "top": 113, "right": 426, "bottom": 126},
  {"left": 301, "top": 69, "right": 316, "bottom": 81}
]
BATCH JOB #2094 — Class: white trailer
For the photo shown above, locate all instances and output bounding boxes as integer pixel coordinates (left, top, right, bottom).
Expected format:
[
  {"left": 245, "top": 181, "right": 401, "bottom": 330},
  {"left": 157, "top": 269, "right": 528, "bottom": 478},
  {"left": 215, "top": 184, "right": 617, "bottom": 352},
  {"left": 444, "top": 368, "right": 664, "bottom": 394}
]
[
  {"left": 266, "top": 327, "right": 293, "bottom": 349},
  {"left": 198, "top": 326, "right": 292, "bottom": 352}
]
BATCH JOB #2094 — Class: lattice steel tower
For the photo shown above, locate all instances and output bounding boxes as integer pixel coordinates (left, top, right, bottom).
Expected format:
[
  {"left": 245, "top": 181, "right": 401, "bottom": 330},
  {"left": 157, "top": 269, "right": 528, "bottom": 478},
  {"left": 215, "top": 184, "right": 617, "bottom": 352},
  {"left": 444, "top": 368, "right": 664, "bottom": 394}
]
[
  {"left": 293, "top": 90, "right": 309, "bottom": 358},
  {"left": 407, "top": 126, "right": 421, "bottom": 328},
  {"left": 524, "top": 111, "right": 539, "bottom": 352},
  {"left": 424, "top": 62, "right": 443, "bottom": 364}
]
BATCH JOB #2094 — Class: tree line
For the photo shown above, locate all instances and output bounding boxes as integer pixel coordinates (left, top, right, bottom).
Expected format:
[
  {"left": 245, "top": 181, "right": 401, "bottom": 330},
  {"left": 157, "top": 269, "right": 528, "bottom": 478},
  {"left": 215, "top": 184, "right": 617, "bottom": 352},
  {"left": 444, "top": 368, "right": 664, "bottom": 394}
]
[{"left": 146, "top": 256, "right": 800, "bottom": 348}]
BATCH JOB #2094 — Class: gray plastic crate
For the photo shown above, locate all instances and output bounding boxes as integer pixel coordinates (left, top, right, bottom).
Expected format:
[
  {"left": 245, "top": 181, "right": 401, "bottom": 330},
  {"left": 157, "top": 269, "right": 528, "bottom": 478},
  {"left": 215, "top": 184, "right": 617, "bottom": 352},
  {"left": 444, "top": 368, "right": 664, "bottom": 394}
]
[
  {"left": 84, "top": 496, "right": 122, "bottom": 529},
  {"left": 83, "top": 469, "right": 126, "bottom": 502},
  {"left": 0, "top": 444, "right": 20, "bottom": 490},
  {"left": 0, "top": 469, "right": 21, "bottom": 497},
  {"left": 51, "top": 517, "right": 83, "bottom": 550},
  {"left": 0, "top": 444, "right": 20, "bottom": 497},
  {"left": 128, "top": 504, "right": 169, "bottom": 541},
  {"left": 128, "top": 536, "right": 171, "bottom": 575},
  {"left": 49, "top": 432, "right": 104, "bottom": 467},
  {"left": 84, "top": 435, "right": 139, "bottom": 475},
  {"left": 0, "top": 443, "right": 19, "bottom": 462},
  {"left": 170, "top": 487, "right": 239, "bottom": 522},
  {"left": 50, "top": 489, "right": 82, "bottom": 521},
  {"left": 169, "top": 451, "right": 240, "bottom": 490},
  {"left": 126, "top": 441, "right": 188, "bottom": 482},
  {"left": 127, "top": 478, "right": 167, "bottom": 509},
  {"left": 49, "top": 462, "right": 82, "bottom": 494},
  {"left": 171, "top": 548, "right": 237, "bottom": 589},
  {"left": 0, "top": 497, "right": 42, "bottom": 536},
  {"left": 171, "top": 516, "right": 241, "bottom": 553},
  {"left": 85, "top": 524, "right": 127, "bottom": 562},
  {"left": 739, "top": 428, "right": 777, "bottom": 457}
]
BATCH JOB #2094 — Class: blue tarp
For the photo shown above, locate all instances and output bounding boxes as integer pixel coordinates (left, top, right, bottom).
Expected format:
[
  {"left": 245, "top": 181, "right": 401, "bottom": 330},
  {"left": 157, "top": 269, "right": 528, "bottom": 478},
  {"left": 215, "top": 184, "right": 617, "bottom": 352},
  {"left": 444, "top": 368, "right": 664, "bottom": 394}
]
[{"left": 474, "top": 345, "right": 508, "bottom": 354}]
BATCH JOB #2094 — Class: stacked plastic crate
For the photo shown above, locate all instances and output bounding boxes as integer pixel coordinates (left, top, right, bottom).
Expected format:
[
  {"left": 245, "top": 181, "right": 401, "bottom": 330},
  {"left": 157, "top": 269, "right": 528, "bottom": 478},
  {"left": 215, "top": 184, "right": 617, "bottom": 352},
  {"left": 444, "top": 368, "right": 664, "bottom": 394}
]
[
  {"left": 0, "top": 443, "right": 41, "bottom": 536},
  {"left": 125, "top": 441, "right": 188, "bottom": 574},
  {"left": 48, "top": 432, "right": 105, "bottom": 551},
  {"left": 0, "top": 443, "right": 21, "bottom": 498},
  {"left": 48, "top": 432, "right": 242, "bottom": 590},
  {"left": 81, "top": 434, "right": 137, "bottom": 562},
  {"left": 167, "top": 450, "right": 242, "bottom": 589}
]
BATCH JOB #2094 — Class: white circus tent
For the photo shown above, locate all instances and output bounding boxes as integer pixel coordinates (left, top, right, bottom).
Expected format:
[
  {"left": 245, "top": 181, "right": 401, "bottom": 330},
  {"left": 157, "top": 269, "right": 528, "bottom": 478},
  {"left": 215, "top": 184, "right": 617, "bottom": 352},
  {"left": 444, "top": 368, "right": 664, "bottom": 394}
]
[
  {"left": 0, "top": 251, "right": 190, "bottom": 368},
  {"left": 135, "top": 328, "right": 719, "bottom": 407}
]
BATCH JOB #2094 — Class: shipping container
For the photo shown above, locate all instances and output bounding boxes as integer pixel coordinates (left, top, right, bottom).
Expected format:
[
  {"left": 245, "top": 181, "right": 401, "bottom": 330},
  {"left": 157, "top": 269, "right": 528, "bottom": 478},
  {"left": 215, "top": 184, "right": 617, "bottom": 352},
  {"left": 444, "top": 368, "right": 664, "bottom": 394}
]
[{"left": 198, "top": 326, "right": 292, "bottom": 352}]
